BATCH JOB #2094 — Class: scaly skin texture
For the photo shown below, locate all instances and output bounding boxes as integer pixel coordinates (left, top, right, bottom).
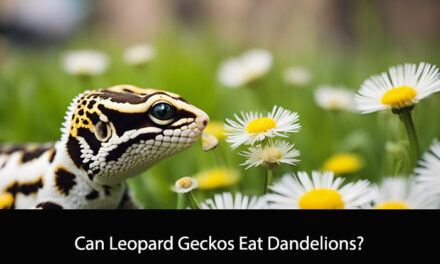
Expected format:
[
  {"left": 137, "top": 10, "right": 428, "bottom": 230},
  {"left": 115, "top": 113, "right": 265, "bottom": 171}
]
[{"left": 0, "top": 85, "right": 209, "bottom": 209}]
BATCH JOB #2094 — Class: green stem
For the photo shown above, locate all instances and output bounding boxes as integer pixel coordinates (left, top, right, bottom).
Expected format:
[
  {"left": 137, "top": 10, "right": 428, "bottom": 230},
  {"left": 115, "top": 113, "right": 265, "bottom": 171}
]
[
  {"left": 79, "top": 75, "right": 92, "bottom": 91},
  {"left": 394, "top": 159, "right": 403, "bottom": 177},
  {"left": 212, "top": 148, "right": 225, "bottom": 167},
  {"left": 188, "top": 191, "right": 201, "bottom": 209},
  {"left": 263, "top": 169, "right": 274, "bottom": 195},
  {"left": 218, "top": 143, "right": 230, "bottom": 166},
  {"left": 177, "top": 193, "right": 185, "bottom": 209},
  {"left": 136, "top": 64, "right": 149, "bottom": 86},
  {"left": 398, "top": 110, "right": 420, "bottom": 168}
]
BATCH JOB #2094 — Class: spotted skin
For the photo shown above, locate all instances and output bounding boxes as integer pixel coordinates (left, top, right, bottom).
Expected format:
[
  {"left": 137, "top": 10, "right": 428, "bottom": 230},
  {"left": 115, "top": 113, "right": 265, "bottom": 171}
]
[{"left": 0, "top": 85, "right": 209, "bottom": 209}]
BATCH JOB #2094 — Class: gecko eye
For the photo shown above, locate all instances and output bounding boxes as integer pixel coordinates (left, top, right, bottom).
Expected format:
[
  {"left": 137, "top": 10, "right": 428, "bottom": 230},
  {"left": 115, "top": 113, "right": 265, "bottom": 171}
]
[{"left": 150, "top": 102, "right": 175, "bottom": 124}]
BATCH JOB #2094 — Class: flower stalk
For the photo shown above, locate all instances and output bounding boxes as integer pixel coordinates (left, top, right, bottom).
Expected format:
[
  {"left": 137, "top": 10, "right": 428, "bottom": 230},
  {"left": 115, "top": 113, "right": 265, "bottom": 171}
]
[
  {"left": 177, "top": 193, "right": 185, "bottom": 209},
  {"left": 263, "top": 169, "right": 273, "bottom": 194},
  {"left": 188, "top": 191, "right": 201, "bottom": 209},
  {"left": 397, "top": 108, "right": 420, "bottom": 168}
]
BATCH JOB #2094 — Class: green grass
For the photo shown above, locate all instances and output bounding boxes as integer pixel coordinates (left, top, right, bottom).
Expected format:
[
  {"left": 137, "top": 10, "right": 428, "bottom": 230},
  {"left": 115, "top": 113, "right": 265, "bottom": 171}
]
[{"left": 1, "top": 25, "right": 440, "bottom": 208}]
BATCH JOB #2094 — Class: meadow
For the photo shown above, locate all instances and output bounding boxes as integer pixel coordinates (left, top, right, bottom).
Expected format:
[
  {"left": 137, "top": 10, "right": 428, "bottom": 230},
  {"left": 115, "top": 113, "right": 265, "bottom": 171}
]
[{"left": 1, "top": 24, "right": 440, "bottom": 209}]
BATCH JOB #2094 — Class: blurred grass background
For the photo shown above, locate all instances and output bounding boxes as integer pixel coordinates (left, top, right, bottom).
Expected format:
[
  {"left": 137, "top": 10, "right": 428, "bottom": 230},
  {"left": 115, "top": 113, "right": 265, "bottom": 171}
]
[{"left": 1, "top": 0, "right": 440, "bottom": 208}]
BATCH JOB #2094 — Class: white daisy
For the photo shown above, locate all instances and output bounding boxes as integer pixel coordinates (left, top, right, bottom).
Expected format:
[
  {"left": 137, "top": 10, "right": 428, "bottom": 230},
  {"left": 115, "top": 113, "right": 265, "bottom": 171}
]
[
  {"left": 314, "top": 85, "right": 357, "bottom": 112},
  {"left": 371, "top": 177, "right": 438, "bottom": 209},
  {"left": 355, "top": 62, "right": 440, "bottom": 114},
  {"left": 123, "top": 44, "right": 156, "bottom": 66},
  {"left": 282, "top": 67, "right": 311, "bottom": 87},
  {"left": 239, "top": 140, "right": 300, "bottom": 169},
  {"left": 225, "top": 105, "right": 301, "bottom": 149},
  {"left": 62, "top": 50, "right": 109, "bottom": 76},
  {"left": 199, "top": 192, "right": 268, "bottom": 209},
  {"left": 266, "top": 171, "right": 375, "bottom": 209},
  {"left": 217, "top": 49, "right": 273, "bottom": 88},
  {"left": 172, "top": 177, "right": 198, "bottom": 193},
  {"left": 415, "top": 141, "right": 440, "bottom": 196}
]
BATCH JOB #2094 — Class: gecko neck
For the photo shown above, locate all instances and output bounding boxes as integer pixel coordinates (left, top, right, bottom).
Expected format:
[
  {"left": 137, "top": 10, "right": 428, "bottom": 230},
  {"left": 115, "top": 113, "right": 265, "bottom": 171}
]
[
  {"left": 39, "top": 141, "right": 126, "bottom": 209},
  {"left": 55, "top": 140, "right": 122, "bottom": 191}
]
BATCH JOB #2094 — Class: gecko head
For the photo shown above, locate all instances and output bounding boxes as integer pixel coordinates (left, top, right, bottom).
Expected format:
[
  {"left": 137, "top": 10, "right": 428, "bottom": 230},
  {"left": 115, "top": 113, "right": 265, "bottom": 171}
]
[{"left": 61, "top": 84, "right": 209, "bottom": 185}]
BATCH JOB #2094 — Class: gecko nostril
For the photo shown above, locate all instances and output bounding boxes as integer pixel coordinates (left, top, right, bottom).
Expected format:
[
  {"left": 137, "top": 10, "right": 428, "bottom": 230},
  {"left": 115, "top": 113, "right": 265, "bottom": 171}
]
[{"left": 203, "top": 119, "right": 208, "bottom": 127}]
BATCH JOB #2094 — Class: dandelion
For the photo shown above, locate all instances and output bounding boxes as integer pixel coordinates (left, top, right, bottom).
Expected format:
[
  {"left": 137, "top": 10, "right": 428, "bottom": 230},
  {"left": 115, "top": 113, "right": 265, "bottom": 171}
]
[
  {"left": 314, "top": 85, "right": 357, "bottom": 112},
  {"left": 415, "top": 141, "right": 440, "bottom": 196},
  {"left": 283, "top": 67, "right": 312, "bottom": 87},
  {"left": 322, "top": 153, "right": 363, "bottom": 175},
  {"left": 225, "top": 105, "right": 301, "bottom": 149},
  {"left": 0, "top": 193, "right": 13, "bottom": 210},
  {"left": 217, "top": 49, "right": 273, "bottom": 88},
  {"left": 199, "top": 192, "right": 268, "bottom": 209},
  {"left": 194, "top": 167, "right": 240, "bottom": 190},
  {"left": 372, "top": 177, "right": 438, "bottom": 209},
  {"left": 355, "top": 62, "right": 440, "bottom": 167},
  {"left": 172, "top": 177, "right": 200, "bottom": 209},
  {"left": 266, "top": 171, "right": 375, "bottom": 209},
  {"left": 62, "top": 50, "right": 109, "bottom": 76},
  {"left": 123, "top": 44, "right": 156, "bottom": 66},
  {"left": 240, "top": 140, "right": 300, "bottom": 170}
]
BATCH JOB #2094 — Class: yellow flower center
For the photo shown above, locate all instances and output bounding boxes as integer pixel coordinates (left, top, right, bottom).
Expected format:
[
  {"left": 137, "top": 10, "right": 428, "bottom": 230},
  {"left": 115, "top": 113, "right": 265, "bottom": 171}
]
[
  {"left": 328, "top": 98, "right": 343, "bottom": 109},
  {"left": 258, "top": 146, "right": 282, "bottom": 168},
  {"left": 0, "top": 193, "right": 14, "bottom": 209},
  {"left": 375, "top": 201, "right": 410, "bottom": 209},
  {"left": 380, "top": 86, "right": 417, "bottom": 109},
  {"left": 204, "top": 121, "right": 227, "bottom": 139},
  {"left": 263, "top": 146, "right": 283, "bottom": 160},
  {"left": 246, "top": 117, "right": 276, "bottom": 134},
  {"left": 176, "top": 177, "right": 193, "bottom": 189},
  {"left": 195, "top": 168, "right": 240, "bottom": 190},
  {"left": 298, "top": 188, "right": 345, "bottom": 209},
  {"left": 322, "top": 153, "right": 362, "bottom": 175}
]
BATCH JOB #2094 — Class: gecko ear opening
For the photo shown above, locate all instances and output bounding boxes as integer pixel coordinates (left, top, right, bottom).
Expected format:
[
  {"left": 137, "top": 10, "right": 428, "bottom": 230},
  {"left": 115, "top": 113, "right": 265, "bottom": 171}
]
[{"left": 94, "top": 121, "right": 111, "bottom": 142}]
